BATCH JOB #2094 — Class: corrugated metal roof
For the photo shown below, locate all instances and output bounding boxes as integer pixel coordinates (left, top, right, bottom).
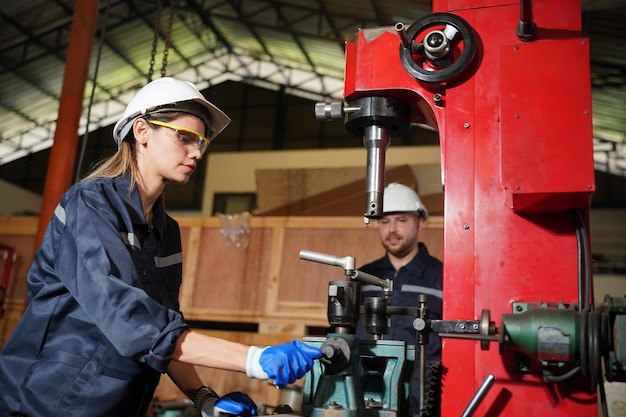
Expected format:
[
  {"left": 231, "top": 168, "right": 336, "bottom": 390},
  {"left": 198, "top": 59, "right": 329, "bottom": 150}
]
[{"left": 0, "top": 0, "right": 625, "bottom": 176}]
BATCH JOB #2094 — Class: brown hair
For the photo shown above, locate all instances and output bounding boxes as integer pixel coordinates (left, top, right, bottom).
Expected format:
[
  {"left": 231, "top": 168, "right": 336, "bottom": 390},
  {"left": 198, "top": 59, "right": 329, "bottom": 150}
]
[{"left": 84, "top": 139, "right": 139, "bottom": 190}]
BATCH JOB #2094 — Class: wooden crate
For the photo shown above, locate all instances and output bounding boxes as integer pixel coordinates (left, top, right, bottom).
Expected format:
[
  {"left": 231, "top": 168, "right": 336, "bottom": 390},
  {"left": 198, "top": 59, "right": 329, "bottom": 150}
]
[{"left": 0, "top": 215, "right": 444, "bottom": 407}]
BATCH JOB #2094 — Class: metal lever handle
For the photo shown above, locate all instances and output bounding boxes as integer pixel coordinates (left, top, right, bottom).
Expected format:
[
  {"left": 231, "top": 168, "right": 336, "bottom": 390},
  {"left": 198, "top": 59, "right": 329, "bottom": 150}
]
[
  {"left": 299, "top": 249, "right": 391, "bottom": 290},
  {"left": 299, "top": 250, "right": 355, "bottom": 272},
  {"left": 460, "top": 374, "right": 496, "bottom": 417},
  {"left": 351, "top": 270, "right": 391, "bottom": 290}
]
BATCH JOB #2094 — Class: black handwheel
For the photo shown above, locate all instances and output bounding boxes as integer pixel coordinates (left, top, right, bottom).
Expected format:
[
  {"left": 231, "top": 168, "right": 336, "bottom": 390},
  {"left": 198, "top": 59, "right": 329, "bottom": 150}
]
[{"left": 400, "top": 12, "right": 477, "bottom": 83}]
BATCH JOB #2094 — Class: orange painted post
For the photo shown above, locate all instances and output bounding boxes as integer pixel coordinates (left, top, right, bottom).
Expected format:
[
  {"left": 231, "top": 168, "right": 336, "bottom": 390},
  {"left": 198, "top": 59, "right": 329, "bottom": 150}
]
[{"left": 35, "top": 0, "right": 101, "bottom": 248}]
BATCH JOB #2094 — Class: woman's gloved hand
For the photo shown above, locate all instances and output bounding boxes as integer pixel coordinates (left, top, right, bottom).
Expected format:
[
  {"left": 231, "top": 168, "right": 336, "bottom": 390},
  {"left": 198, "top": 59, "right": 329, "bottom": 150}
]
[
  {"left": 201, "top": 391, "right": 258, "bottom": 417},
  {"left": 246, "top": 340, "right": 323, "bottom": 388}
]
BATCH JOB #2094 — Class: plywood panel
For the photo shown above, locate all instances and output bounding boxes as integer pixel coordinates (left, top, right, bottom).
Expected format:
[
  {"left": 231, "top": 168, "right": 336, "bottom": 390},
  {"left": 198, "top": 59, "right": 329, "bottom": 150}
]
[
  {"left": 256, "top": 164, "right": 443, "bottom": 216},
  {"left": 279, "top": 227, "right": 381, "bottom": 301},
  {"left": 189, "top": 227, "right": 273, "bottom": 314},
  {"left": 0, "top": 216, "right": 444, "bottom": 331},
  {"left": 257, "top": 165, "right": 419, "bottom": 216},
  {"left": 256, "top": 167, "right": 366, "bottom": 213}
]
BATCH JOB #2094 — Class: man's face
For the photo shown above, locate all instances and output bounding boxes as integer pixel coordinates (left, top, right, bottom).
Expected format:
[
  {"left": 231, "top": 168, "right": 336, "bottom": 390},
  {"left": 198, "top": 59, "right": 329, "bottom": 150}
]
[{"left": 378, "top": 213, "right": 422, "bottom": 259}]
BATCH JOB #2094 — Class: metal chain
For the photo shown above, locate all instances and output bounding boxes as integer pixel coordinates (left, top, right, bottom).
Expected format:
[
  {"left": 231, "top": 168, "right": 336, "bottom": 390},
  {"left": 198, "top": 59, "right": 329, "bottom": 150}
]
[
  {"left": 161, "top": 0, "right": 177, "bottom": 77},
  {"left": 148, "top": 0, "right": 164, "bottom": 82}
]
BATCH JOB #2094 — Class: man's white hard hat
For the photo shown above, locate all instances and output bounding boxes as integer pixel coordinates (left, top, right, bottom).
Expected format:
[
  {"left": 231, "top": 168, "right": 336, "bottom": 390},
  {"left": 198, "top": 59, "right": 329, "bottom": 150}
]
[
  {"left": 383, "top": 182, "right": 428, "bottom": 219},
  {"left": 113, "top": 77, "right": 231, "bottom": 147}
]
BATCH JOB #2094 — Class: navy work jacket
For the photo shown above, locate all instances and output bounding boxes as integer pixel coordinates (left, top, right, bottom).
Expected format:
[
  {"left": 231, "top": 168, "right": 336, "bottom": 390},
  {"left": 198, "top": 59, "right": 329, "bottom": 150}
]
[
  {"left": 0, "top": 173, "right": 189, "bottom": 417},
  {"left": 356, "top": 242, "right": 443, "bottom": 415}
]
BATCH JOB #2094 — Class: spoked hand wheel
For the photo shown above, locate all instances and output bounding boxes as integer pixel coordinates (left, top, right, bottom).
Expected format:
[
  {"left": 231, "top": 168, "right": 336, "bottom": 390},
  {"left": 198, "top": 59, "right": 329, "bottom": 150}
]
[{"left": 399, "top": 12, "right": 477, "bottom": 83}]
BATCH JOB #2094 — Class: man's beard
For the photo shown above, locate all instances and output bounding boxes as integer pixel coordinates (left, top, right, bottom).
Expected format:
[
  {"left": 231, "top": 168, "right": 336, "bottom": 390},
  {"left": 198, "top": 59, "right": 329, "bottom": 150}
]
[{"left": 383, "top": 235, "right": 414, "bottom": 259}]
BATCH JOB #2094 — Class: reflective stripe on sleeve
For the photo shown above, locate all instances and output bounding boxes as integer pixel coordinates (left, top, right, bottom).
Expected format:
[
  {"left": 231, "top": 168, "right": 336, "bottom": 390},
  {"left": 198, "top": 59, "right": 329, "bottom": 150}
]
[
  {"left": 120, "top": 232, "right": 142, "bottom": 250},
  {"left": 401, "top": 284, "right": 442, "bottom": 299},
  {"left": 54, "top": 204, "right": 66, "bottom": 225},
  {"left": 154, "top": 252, "right": 183, "bottom": 268}
]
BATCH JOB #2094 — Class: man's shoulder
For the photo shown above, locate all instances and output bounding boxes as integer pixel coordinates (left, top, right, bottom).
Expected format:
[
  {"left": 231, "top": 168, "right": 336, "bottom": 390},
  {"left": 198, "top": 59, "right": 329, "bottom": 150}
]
[
  {"left": 416, "top": 243, "right": 443, "bottom": 265},
  {"left": 359, "top": 255, "right": 389, "bottom": 273}
]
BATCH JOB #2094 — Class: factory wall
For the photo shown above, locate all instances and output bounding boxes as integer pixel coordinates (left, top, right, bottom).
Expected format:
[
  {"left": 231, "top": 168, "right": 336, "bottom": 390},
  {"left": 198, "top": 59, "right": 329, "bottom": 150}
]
[
  {"left": 0, "top": 179, "right": 42, "bottom": 216},
  {"left": 202, "top": 146, "right": 442, "bottom": 216}
]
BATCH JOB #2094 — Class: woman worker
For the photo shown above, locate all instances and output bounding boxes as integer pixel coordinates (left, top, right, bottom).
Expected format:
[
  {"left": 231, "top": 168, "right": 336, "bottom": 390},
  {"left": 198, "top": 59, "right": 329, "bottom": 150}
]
[{"left": 0, "top": 77, "right": 322, "bottom": 417}]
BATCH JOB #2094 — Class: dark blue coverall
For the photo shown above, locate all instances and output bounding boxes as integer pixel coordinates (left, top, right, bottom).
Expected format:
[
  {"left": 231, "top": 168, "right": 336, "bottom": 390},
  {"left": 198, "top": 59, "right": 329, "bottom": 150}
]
[
  {"left": 356, "top": 243, "right": 443, "bottom": 416},
  {"left": 0, "top": 173, "right": 189, "bottom": 417}
]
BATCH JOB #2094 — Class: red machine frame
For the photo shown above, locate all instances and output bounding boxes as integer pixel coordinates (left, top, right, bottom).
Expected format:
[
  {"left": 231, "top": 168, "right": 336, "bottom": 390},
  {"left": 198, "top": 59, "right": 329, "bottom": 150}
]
[{"left": 343, "top": 0, "right": 596, "bottom": 415}]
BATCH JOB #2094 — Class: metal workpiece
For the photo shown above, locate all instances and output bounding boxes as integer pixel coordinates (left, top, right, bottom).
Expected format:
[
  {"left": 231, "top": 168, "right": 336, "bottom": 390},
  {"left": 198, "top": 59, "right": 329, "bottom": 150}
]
[
  {"left": 363, "top": 296, "right": 392, "bottom": 336},
  {"left": 327, "top": 281, "right": 360, "bottom": 330}
]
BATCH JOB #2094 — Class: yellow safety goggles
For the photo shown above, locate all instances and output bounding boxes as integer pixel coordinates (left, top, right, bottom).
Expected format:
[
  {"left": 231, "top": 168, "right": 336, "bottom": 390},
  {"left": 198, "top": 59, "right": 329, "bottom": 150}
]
[{"left": 148, "top": 119, "right": 211, "bottom": 154}]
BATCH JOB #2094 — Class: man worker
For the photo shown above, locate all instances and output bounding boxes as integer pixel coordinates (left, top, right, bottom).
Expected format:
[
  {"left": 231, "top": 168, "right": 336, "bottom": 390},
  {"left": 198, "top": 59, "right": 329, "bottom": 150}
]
[{"left": 356, "top": 182, "right": 443, "bottom": 416}]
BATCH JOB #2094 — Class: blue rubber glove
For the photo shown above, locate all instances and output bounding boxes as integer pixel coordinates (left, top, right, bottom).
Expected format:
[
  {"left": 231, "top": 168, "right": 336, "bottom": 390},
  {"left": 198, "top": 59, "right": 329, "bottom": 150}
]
[
  {"left": 201, "top": 392, "right": 257, "bottom": 417},
  {"left": 246, "top": 340, "right": 323, "bottom": 388}
]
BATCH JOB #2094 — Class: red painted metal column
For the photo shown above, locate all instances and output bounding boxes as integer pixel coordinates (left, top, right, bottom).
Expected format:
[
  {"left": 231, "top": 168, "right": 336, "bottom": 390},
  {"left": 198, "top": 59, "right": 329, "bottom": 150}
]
[
  {"left": 35, "top": 0, "right": 100, "bottom": 248},
  {"left": 342, "top": 0, "right": 596, "bottom": 414}
]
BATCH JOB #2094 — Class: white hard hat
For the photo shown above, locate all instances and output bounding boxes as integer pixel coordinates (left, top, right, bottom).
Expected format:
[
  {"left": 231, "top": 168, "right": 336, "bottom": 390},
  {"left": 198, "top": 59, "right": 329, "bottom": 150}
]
[
  {"left": 113, "top": 77, "right": 231, "bottom": 147},
  {"left": 383, "top": 182, "right": 428, "bottom": 219}
]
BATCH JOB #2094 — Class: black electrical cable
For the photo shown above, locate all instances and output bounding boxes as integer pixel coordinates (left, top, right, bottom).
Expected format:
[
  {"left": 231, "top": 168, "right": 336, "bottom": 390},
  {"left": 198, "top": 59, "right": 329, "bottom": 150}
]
[
  {"left": 572, "top": 209, "right": 593, "bottom": 312},
  {"left": 570, "top": 209, "right": 611, "bottom": 417},
  {"left": 542, "top": 366, "right": 581, "bottom": 383},
  {"left": 579, "top": 308, "right": 589, "bottom": 377},
  {"left": 573, "top": 210, "right": 585, "bottom": 312},
  {"left": 75, "top": 0, "right": 112, "bottom": 184},
  {"left": 588, "top": 311, "right": 602, "bottom": 390},
  {"left": 598, "top": 367, "right": 609, "bottom": 417}
]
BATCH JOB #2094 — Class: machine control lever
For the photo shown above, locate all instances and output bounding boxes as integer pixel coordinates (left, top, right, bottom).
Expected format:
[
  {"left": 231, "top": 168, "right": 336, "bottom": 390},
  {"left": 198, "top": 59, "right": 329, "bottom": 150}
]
[
  {"left": 314, "top": 101, "right": 362, "bottom": 121},
  {"left": 460, "top": 374, "right": 496, "bottom": 417},
  {"left": 299, "top": 249, "right": 391, "bottom": 290},
  {"left": 299, "top": 249, "right": 355, "bottom": 273}
]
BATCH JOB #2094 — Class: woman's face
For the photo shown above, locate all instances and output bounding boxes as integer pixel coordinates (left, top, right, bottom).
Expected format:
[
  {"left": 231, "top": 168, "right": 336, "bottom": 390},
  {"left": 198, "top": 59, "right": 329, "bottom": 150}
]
[{"left": 137, "top": 114, "right": 206, "bottom": 186}]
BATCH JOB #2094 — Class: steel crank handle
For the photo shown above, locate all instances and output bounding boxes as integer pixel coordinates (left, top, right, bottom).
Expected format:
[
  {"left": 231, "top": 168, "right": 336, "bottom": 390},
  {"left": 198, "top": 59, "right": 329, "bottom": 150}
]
[
  {"left": 299, "top": 249, "right": 355, "bottom": 274},
  {"left": 351, "top": 270, "right": 391, "bottom": 290}
]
